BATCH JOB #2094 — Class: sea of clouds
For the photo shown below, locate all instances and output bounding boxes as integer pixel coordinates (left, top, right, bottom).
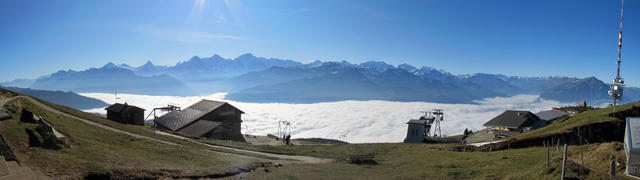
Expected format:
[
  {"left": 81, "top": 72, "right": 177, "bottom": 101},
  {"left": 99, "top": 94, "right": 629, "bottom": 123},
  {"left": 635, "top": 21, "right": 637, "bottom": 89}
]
[{"left": 80, "top": 93, "right": 568, "bottom": 143}]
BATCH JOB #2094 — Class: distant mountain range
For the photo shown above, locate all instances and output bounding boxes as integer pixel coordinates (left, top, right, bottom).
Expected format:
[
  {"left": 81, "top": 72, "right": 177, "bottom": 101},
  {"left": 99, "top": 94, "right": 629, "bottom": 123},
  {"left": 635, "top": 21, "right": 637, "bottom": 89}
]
[
  {"left": 1, "top": 53, "right": 638, "bottom": 104},
  {"left": 1, "top": 86, "right": 109, "bottom": 110},
  {"left": 29, "top": 63, "right": 196, "bottom": 96}
]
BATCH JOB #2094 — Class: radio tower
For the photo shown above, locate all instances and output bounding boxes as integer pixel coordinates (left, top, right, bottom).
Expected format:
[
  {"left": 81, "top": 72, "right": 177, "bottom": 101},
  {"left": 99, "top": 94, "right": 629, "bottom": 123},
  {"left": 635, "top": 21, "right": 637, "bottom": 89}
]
[{"left": 609, "top": 0, "right": 625, "bottom": 107}]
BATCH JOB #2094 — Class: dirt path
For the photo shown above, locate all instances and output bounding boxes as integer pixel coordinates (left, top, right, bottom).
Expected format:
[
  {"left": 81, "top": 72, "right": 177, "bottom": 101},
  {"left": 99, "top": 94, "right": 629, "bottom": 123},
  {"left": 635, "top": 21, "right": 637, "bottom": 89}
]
[
  {"left": 0, "top": 97, "right": 18, "bottom": 110},
  {"left": 156, "top": 131, "right": 333, "bottom": 163},
  {"left": 2, "top": 96, "right": 332, "bottom": 164}
]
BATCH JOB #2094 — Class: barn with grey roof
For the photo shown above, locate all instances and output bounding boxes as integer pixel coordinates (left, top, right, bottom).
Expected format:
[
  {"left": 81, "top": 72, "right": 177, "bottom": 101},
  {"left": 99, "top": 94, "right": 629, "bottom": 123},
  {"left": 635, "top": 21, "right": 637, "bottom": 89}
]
[
  {"left": 154, "top": 99, "right": 245, "bottom": 141},
  {"left": 483, "top": 110, "right": 547, "bottom": 132}
]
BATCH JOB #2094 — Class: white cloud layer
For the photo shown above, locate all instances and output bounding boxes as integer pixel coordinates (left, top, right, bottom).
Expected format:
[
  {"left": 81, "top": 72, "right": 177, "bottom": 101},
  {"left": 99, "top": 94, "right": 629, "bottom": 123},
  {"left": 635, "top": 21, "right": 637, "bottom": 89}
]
[{"left": 81, "top": 93, "right": 568, "bottom": 143}]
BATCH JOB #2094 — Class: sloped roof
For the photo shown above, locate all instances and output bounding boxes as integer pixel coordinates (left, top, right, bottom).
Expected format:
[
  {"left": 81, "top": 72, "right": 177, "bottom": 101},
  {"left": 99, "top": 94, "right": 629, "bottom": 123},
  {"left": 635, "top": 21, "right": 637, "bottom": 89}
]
[
  {"left": 154, "top": 99, "right": 240, "bottom": 131},
  {"left": 177, "top": 120, "right": 223, "bottom": 137},
  {"left": 105, "top": 103, "right": 144, "bottom": 112},
  {"left": 407, "top": 119, "right": 426, "bottom": 124},
  {"left": 483, "top": 110, "right": 539, "bottom": 129},
  {"left": 535, "top": 110, "right": 568, "bottom": 121}
]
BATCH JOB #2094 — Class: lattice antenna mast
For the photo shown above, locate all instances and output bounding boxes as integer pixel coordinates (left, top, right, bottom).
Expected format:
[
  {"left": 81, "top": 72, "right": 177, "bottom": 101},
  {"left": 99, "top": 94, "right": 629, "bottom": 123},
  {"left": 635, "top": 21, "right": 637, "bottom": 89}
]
[
  {"left": 277, "top": 120, "right": 291, "bottom": 138},
  {"left": 609, "top": 0, "right": 625, "bottom": 107},
  {"left": 419, "top": 111, "right": 435, "bottom": 137},
  {"left": 432, "top": 109, "right": 444, "bottom": 138},
  {"left": 617, "top": 0, "right": 624, "bottom": 79}
]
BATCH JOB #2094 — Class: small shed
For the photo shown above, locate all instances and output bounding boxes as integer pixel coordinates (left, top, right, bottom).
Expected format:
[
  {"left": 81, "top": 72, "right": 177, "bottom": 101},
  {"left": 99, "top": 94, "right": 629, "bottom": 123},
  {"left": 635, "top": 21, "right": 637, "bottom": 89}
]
[
  {"left": 404, "top": 119, "right": 426, "bottom": 143},
  {"left": 483, "top": 110, "right": 545, "bottom": 132},
  {"left": 154, "top": 99, "right": 245, "bottom": 141},
  {"left": 105, "top": 103, "right": 145, "bottom": 125}
]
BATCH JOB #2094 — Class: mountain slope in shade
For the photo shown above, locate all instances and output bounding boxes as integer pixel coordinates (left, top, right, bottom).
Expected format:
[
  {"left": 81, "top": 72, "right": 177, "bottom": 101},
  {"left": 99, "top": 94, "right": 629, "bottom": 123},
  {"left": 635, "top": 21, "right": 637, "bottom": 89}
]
[
  {"left": 228, "top": 67, "right": 480, "bottom": 104},
  {"left": 624, "top": 87, "right": 640, "bottom": 104},
  {"left": 30, "top": 63, "right": 196, "bottom": 96},
  {"left": 460, "top": 73, "right": 521, "bottom": 96},
  {"left": 503, "top": 76, "right": 580, "bottom": 94},
  {"left": 223, "top": 58, "right": 639, "bottom": 104},
  {"left": 537, "top": 77, "right": 610, "bottom": 104},
  {"left": 370, "top": 68, "right": 478, "bottom": 102},
  {"left": 2, "top": 86, "right": 109, "bottom": 110},
  {"left": 227, "top": 68, "right": 383, "bottom": 103}
]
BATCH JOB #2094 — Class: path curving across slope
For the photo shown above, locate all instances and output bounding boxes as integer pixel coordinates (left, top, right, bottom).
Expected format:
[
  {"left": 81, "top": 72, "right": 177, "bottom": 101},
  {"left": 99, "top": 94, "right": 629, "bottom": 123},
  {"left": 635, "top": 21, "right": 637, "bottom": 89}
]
[{"left": 1, "top": 96, "right": 332, "bottom": 164}]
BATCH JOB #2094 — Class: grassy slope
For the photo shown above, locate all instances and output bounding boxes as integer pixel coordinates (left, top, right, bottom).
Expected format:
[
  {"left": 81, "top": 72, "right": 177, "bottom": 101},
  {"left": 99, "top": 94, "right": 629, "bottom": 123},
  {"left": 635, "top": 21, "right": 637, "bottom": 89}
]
[
  {"left": 0, "top": 98, "right": 258, "bottom": 178},
  {"left": 513, "top": 101, "right": 640, "bottom": 140},
  {"left": 237, "top": 143, "right": 590, "bottom": 179},
  {"left": 232, "top": 142, "right": 630, "bottom": 180},
  {"left": 31, "top": 95, "right": 278, "bottom": 159}
]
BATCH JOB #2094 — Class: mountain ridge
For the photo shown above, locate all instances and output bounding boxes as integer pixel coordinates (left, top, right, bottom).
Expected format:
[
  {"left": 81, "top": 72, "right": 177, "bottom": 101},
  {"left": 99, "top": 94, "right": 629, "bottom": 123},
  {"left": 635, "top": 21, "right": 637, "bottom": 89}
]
[{"left": 3, "top": 53, "right": 638, "bottom": 104}]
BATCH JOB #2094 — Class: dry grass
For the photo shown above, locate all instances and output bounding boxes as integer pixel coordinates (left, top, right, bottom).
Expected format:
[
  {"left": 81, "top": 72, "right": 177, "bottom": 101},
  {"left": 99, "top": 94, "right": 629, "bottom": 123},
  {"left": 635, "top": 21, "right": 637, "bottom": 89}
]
[{"left": 0, "top": 98, "right": 259, "bottom": 179}]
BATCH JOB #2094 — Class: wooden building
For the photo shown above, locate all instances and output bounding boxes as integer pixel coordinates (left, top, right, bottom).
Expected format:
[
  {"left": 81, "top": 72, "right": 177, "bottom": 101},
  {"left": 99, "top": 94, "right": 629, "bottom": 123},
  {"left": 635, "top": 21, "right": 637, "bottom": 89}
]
[
  {"left": 105, "top": 103, "right": 145, "bottom": 125},
  {"left": 154, "top": 99, "right": 245, "bottom": 141},
  {"left": 483, "top": 110, "right": 546, "bottom": 132}
]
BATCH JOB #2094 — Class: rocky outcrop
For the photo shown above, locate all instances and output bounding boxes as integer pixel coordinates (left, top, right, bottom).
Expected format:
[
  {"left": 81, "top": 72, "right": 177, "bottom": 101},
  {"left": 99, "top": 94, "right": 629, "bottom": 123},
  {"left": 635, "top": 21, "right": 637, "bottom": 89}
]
[
  {"left": 0, "top": 135, "right": 16, "bottom": 162},
  {"left": 20, "top": 109, "right": 67, "bottom": 149},
  {"left": 0, "top": 111, "right": 9, "bottom": 121},
  {"left": 19, "top": 109, "right": 37, "bottom": 123},
  {"left": 35, "top": 119, "right": 66, "bottom": 150}
]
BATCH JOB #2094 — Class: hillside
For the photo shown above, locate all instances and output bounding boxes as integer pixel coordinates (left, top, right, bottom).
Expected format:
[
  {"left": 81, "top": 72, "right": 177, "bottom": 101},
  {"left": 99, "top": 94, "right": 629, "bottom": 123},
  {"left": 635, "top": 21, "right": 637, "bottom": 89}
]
[
  {"left": 478, "top": 100, "right": 640, "bottom": 152},
  {"left": 1, "top": 86, "right": 108, "bottom": 110},
  {"left": 538, "top": 77, "right": 611, "bottom": 104},
  {"left": 0, "top": 89, "right": 264, "bottom": 179},
  {"left": 30, "top": 63, "right": 196, "bottom": 96}
]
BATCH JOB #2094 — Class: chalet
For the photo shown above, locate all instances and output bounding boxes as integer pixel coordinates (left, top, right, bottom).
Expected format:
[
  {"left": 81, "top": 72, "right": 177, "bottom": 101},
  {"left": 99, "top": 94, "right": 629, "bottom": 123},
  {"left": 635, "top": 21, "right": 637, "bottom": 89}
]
[
  {"left": 483, "top": 110, "right": 546, "bottom": 132},
  {"left": 105, "top": 103, "right": 145, "bottom": 125},
  {"left": 535, "top": 110, "right": 568, "bottom": 122},
  {"left": 154, "top": 99, "right": 245, "bottom": 141}
]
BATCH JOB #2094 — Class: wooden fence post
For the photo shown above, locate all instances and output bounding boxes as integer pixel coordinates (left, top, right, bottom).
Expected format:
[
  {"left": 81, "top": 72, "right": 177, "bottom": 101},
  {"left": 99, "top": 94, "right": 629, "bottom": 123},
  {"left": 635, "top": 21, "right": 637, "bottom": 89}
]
[
  {"left": 561, "top": 144, "right": 567, "bottom": 180},
  {"left": 547, "top": 142, "right": 550, "bottom": 167},
  {"left": 610, "top": 159, "right": 616, "bottom": 178}
]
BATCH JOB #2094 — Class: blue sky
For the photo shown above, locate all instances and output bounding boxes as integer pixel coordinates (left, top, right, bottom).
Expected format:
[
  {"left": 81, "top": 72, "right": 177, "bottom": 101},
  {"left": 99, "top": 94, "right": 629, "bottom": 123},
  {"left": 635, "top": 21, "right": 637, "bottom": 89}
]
[{"left": 1, "top": 0, "right": 639, "bottom": 86}]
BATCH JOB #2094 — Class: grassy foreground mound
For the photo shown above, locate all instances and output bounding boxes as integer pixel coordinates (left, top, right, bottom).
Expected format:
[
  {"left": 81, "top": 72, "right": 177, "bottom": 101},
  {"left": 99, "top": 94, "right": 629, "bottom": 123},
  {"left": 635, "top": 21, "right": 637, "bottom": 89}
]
[
  {"left": 518, "top": 101, "right": 640, "bottom": 139},
  {"left": 229, "top": 142, "right": 628, "bottom": 180},
  {"left": 475, "top": 101, "right": 640, "bottom": 151},
  {"left": 0, "top": 98, "right": 259, "bottom": 179}
]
